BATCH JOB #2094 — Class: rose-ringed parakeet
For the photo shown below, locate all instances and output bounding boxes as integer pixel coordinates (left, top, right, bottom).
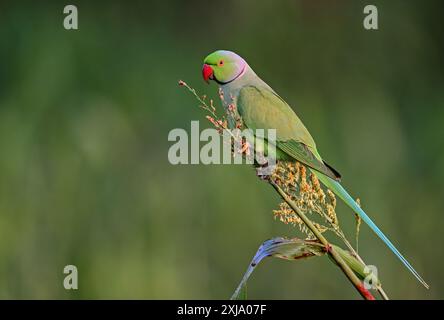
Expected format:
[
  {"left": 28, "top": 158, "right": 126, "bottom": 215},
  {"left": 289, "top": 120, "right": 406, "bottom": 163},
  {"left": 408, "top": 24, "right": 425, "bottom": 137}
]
[{"left": 201, "top": 50, "right": 428, "bottom": 288}]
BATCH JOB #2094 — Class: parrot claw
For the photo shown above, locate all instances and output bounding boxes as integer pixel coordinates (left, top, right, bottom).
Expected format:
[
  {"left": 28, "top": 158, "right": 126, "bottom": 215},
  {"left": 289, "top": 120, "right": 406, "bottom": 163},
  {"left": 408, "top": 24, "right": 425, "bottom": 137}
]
[
  {"left": 255, "top": 166, "right": 271, "bottom": 181},
  {"left": 255, "top": 157, "right": 276, "bottom": 180}
]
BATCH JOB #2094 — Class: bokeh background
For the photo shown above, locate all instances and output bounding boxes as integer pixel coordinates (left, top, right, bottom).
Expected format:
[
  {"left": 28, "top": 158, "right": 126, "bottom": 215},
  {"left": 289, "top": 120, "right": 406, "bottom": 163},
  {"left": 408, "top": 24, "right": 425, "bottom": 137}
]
[{"left": 0, "top": 0, "right": 443, "bottom": 299}]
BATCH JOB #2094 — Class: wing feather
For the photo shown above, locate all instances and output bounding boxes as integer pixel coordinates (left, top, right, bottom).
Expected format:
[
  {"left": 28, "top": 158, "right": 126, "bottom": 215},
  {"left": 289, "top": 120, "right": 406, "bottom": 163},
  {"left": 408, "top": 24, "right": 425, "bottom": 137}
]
[{"left": 237, "top": 86, "right": 341, "bottom": 181}]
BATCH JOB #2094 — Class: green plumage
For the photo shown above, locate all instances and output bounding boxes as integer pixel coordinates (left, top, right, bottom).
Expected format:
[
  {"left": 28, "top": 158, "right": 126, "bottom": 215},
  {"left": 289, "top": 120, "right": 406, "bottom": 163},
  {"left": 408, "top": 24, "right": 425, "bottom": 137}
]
[
  {"left": 203, "top": 50, "right": 428, "bottom": 288},
  {"left": 237, "top": 85, "right": 341, "bottom": 180}
]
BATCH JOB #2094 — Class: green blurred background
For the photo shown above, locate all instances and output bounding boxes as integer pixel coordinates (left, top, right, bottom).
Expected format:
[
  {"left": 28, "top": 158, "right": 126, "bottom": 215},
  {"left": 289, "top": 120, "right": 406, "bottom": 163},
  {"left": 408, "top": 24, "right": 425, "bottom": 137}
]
[{"left": 0, "top": 0, "right": 443, "bottom": 299}]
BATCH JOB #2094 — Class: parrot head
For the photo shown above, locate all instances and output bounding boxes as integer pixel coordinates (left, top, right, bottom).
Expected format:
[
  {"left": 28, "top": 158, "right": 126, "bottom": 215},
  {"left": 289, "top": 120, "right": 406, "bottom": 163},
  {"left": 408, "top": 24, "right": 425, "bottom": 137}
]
[{"left": 202, "top": 50, "right": 246, "bottom": 84}]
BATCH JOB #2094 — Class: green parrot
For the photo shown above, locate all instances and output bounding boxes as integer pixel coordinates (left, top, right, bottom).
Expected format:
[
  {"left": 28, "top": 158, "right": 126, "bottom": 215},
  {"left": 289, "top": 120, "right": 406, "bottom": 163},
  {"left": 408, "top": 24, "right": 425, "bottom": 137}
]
[{"left": 202, "top": 50, "right": 428, "bottom": 288}]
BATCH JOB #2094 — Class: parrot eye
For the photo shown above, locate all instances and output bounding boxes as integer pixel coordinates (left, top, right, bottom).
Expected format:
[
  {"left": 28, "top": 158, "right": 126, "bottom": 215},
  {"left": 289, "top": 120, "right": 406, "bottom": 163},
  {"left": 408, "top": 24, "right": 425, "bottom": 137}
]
[{"left": 218, "top": 60, "right": 224, "bottom": 66}]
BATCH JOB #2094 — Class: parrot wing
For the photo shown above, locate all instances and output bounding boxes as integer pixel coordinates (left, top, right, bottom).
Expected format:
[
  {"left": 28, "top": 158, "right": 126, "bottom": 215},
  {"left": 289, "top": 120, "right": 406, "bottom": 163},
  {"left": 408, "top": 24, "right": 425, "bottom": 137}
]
[{"left": 237, "top": 85, "right": 341, "bottom": 181}]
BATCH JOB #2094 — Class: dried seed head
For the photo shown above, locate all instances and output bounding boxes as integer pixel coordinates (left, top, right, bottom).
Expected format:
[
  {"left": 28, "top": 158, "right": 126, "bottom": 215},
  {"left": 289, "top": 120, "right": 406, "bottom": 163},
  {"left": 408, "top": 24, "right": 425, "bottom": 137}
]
[
  {"left": 327, "top": 189, "right": 337, "bottom": 209},
  {"left": 271, "top": 161, "right": 342, "bottom": 239}
]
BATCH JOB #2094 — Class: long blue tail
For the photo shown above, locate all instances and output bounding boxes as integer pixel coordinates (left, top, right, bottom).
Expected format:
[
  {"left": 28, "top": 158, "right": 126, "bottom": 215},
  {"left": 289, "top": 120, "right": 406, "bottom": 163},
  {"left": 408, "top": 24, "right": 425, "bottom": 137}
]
[{"left": 316, "top": 172, "right": 429, "bottom": 289}]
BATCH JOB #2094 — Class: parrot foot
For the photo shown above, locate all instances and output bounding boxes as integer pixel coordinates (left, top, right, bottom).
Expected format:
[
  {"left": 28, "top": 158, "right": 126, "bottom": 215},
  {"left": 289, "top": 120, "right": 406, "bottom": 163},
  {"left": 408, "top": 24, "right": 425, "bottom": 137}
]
[
  {"left": 255, "top": 166, "right": 271, "bottom": 181},
  {"left": 255, "top": 157, "right": 277, "bottom": 180}
]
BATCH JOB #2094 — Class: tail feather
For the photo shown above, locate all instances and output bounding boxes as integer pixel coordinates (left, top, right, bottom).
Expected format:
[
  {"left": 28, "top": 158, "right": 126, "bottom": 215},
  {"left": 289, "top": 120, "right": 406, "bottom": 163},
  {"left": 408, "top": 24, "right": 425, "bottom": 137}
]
[{"left": 315, "top": 172, "right": 429, "bottom": 289}]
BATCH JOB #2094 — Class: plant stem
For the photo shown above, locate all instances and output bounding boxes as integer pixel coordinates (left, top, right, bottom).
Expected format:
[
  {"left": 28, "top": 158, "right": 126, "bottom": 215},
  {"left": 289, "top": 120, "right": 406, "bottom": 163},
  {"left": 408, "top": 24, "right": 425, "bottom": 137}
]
[
  {"left": 326, "top": 213, "right": 389, "bottom": 299},
  {"left": 344, "top": 241, "right": 389, "bottom": 300},
  {"left": 269, "top": 179, "right": 376, "bottom": 300}
]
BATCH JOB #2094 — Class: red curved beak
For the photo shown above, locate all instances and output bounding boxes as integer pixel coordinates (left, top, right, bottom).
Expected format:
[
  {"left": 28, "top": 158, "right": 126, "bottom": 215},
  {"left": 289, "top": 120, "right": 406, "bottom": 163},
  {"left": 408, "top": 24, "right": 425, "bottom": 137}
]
[{"left": 202, "top": 64, "right": 214, "bottom": 83}]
